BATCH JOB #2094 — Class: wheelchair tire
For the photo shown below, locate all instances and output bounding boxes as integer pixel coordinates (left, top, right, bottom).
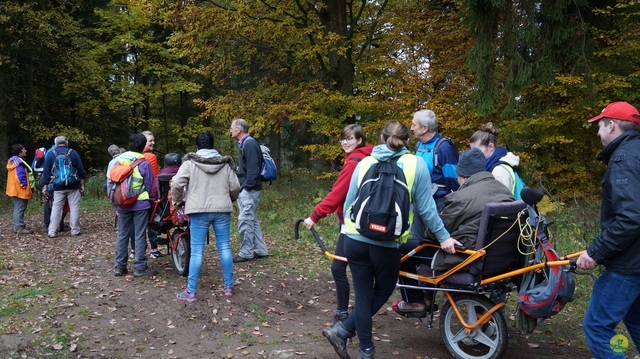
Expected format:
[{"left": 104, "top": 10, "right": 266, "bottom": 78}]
[
  {"left": 440, "top": 294, "right": 508, "bottom": 359},
  {"left": 170, "top": 229, "right": 190, "bottom": 277}
]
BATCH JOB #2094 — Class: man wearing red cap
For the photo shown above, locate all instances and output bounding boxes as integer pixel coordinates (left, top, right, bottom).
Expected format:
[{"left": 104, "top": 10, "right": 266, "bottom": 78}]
[{"left": 577, "top": 101, "right": 640, "bottom": 358}]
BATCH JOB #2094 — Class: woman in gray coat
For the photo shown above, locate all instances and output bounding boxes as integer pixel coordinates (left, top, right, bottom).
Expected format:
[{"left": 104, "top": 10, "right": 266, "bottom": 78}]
[{"left": 172, "top": 132, "right": 241, "bottom": 301}]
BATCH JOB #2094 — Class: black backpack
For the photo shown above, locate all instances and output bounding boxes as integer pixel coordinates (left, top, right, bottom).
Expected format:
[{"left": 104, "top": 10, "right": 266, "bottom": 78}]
[{"left": 349, "top": 156, "right": 411, "bottom": 241}]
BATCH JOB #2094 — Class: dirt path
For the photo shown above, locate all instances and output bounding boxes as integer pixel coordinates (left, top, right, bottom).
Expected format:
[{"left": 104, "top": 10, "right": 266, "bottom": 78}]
[{"left": 0, "top": 204, "right": 594, "bottom": 358}]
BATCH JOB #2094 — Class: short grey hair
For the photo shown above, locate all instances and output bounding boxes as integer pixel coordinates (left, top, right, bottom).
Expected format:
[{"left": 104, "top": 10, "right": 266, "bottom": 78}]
[
  {"left": 232, "top": 119, "right": 249, "bottom": 133},
  {"left": 413, "top": 109, "right": 437, "bottom": 132},
  {"left": 54, "top": 136, "right": 68, "bottom": 146}
]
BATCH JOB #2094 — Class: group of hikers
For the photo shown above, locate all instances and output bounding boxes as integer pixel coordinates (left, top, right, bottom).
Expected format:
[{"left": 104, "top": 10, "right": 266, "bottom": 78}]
[
  {"left": 6, "top": 101, "right": 640, "bottom": 359},
  {"left": 305, "top": 103, "right": 640, "bottom": 359}
]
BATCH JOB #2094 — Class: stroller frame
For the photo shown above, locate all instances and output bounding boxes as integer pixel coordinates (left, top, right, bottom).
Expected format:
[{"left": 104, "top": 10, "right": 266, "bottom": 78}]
[{"left": 148, "top": 173, "right": 191, "bottom": 277}]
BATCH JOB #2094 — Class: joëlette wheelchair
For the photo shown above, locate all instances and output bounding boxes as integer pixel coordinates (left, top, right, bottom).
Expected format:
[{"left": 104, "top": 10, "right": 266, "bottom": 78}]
[
  {"left": 148, "top": 173, "right": 191, "bottom": 276},
  {"left": 294, "top": 187, "right": 584, "bottom": 359}
]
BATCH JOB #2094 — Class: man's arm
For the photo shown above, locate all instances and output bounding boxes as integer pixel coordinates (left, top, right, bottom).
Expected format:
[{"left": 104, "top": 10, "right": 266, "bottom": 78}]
[
  {"left": 438, "top": 140, "right": 460, "bottom": 193},
  {"left": 588, "top": 157, "right": 640, "bottom": 264}
]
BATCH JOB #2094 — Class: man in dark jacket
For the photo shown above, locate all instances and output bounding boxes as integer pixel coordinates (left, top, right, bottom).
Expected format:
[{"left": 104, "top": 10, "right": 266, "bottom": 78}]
[
  {"left": 577, "top": 101, "right": 640, "bottom": 359},
  {"left": 230, "top": 119, "right": 269, "bottom": 262},
  {"left": 394, "top": 148, "right": 513, "bottom": 316},
  {"left": 430, "top": 147, "right": 514, "bottom": 272}
]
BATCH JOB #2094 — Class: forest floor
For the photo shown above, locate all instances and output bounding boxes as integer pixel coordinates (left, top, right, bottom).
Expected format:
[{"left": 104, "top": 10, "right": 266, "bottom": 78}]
[{"left": 0, "top": 202, "right": 605, "bottom": 359}]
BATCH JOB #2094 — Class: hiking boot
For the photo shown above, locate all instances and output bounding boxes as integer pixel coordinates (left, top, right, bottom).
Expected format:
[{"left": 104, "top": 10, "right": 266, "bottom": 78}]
[
  {"left": 322, "top": 324, "right": 350, "bottom": 359},
  {"left": 358, "top": 345, "right": 375, "bottom": 359},
  {"left": 114, "top": 267, "right": 128, "bottom": 277},
  {"left": 16, "top": 228, "right": 34, "bottom": 235},
  {"left": 232, "top": 255, "right": 253, "bottom": 263},
  {"left": 176, "top": 289, "right": 196, "bottom": 302},
  {"left": 133, "top": 267, "right": 158, "bottom": 277},
  {"left": 223, "top": 286, "right": 234, "bottom": 297},
  {"left": 150, "top": 251, "right": 166, "bottom": 259},
  {"left": 330, "top": 311, "right": 349, "bottom": 328}
]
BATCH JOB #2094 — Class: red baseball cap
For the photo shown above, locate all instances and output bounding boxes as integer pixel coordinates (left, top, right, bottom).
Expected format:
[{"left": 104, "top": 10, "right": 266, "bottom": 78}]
[{"left": 588, "top": 101, "right": 640, "bottom": 124}]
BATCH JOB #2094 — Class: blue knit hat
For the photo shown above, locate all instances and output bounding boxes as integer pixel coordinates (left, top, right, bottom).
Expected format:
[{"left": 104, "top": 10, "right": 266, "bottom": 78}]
[{"left": 456, "top": 148, "right": 486, "bottom": 178}]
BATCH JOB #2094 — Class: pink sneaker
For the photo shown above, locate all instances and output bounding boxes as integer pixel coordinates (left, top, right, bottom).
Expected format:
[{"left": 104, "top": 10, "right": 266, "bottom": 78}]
[
  {"left": 176, "top": 289, "right": 196, "bottom": 302},
  {"left": 223, "top": 286, "right": 233, "bottom": 297}
]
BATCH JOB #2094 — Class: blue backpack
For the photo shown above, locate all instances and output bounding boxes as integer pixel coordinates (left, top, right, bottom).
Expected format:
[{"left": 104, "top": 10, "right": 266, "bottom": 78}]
[
  {"left": 51, "top": 148, "right": 79, "bottom": 186},
  {"left": 242, "top": 139, "right": 277, "bottom": 182},
  {"left": 258, "top": 144, "right": 277, "bottom": 182}
]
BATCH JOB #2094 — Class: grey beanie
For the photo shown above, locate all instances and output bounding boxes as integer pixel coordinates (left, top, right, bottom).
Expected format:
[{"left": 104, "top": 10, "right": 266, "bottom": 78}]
[
  {"left": 107, "top": 144, "right": 121, "bottom": 157},
  {"left": 456, "top": 148, "right": 486, "bottom": 178}
]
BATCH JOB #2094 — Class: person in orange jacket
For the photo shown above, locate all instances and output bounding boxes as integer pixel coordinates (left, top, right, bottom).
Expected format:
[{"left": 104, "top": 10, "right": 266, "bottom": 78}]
[{"left": 6, "top": 144, "right": 34, "bottom": 235}]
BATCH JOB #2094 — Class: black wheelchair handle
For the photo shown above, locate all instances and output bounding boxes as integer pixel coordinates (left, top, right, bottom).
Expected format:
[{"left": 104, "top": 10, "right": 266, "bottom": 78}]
[
  {"left": 569, "top": 258, "right": 578, "bottom": 267},
  {"left": 294, "top": 218, "right": 328, "bottom": 253}
]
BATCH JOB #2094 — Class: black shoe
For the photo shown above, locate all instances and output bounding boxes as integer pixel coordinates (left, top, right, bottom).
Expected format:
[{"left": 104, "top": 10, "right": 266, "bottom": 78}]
[
  {"left": 150, "top": 251, "right": 166, "bottom": 259},
  {"left": 232, "top": 255, "right": 253, "bottom": 263},
  {"left": 114, "top": 267, "right": 128, "bottom": 277},
  {"left": 133, "top": 267, "right": 158, "bottom": 277},
  {"left": 253, "top": 253, "right": 269, "bottom": 259},
  {"left": 322, "top": 324, "right": 350, "bottom": 359},
  {"left": 358, "top": 345, "right": 375, "bottom": 359}
]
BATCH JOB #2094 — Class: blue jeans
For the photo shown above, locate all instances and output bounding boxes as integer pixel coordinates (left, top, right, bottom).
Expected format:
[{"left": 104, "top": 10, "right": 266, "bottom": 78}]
[
  {"left": 114, "top": 209, "right": 149, "bottom": 271},
  {"left": 340, "top": 236, "right": 400, "bottom": 350},
  {"left": 187, "top": 212, "right": 233, "bottom": 293},
  {"left": 11, "top": 197, "right": 28, "bottom": 231},
  {"left": 237, "top": 189, "right": 268, "bottom": 259},
  {"left": 584, "top": 271, "right": 640, "bottom": 358}
]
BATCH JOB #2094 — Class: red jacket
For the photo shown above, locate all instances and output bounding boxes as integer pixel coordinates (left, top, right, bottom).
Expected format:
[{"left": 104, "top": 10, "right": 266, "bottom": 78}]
[{"left": 310, "top": 145, "right": 373, "bottom": 224}]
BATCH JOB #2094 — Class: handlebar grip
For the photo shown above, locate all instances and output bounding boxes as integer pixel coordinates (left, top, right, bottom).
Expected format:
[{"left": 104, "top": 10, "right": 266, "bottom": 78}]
[
  {"left": 293, "top": 218, "right": 304, "bottom": 239},
  {"left": 293, "top": 218, "right": 328, "bottom": 253},
  {"left": 569, "top": 258, "right": 578, "bottom": 267}
]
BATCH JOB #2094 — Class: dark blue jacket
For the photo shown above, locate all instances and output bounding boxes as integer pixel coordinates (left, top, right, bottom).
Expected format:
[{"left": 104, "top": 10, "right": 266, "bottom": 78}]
[
  {"left": 238, "top": 136, "right": 262, "bottom": 191},
  {"left": 587, "top": 130, "right": 640, "bottom": 274}
]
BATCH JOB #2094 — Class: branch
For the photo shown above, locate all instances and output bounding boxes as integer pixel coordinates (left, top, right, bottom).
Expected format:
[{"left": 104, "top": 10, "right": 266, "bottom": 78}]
[{"left": 355, "top": 0, "right": 388, "bottom": 62}]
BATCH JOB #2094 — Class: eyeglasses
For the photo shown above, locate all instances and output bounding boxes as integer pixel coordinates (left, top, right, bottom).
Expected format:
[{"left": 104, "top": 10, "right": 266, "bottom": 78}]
[{"left": 339, "top": 136, "right": 356, "bottom": 143}]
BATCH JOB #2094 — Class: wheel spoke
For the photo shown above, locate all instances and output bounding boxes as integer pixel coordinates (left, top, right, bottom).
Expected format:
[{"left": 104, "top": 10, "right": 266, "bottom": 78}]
[
  {"left": 450, "top": 328, "right": 470, "bottom": 344},
  {"left": 473, "top": 330, "right": 497, "bottom": 349},
  {"left": 467, "top": 304, "right": 478, "bottom": 324}
]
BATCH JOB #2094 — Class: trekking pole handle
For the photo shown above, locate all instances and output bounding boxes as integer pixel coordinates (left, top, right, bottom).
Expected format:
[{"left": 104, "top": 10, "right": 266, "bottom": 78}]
[{"left": 294, "top": 218, "right": 328, "bottom": 253}]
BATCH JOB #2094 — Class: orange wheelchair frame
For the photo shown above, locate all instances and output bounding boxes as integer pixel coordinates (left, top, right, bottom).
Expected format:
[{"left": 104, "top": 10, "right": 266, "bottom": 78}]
[{"left": 294, "top": 189, "right": 584, "bottom": 359}]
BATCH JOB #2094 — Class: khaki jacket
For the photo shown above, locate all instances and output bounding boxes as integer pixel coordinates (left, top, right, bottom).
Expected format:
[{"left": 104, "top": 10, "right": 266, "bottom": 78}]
[{"left": 171, "top": 151, "right": 240, "bottom": 215}]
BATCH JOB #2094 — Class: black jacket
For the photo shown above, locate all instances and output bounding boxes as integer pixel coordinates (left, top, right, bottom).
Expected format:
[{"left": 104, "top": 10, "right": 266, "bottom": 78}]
[
  {"left": 587, "top": 130, "right": 640, "bottom": 274},
  {"left": 237, "top": 136, "right": 263, "bottom": 192}
]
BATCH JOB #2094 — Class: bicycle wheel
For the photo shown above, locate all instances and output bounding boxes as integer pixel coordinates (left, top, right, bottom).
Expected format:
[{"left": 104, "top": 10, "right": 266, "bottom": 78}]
[
  {"left": 170, "top": 228, "right": 190, "bottom": 277},
  {"left": 440, "top": 294, "right": 508, "bottom": 359}
]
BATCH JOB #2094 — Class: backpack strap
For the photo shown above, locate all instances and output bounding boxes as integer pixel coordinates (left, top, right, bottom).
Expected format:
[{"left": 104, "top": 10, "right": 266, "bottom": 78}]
[{"left": 433, "top": 136, "right": 457, "bottom": 169}]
